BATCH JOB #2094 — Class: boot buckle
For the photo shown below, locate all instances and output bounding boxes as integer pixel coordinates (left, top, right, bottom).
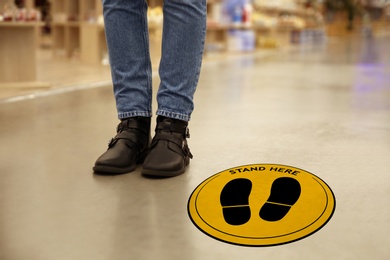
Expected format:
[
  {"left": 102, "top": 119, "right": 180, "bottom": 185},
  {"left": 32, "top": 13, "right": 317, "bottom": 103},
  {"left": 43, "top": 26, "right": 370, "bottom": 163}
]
[{"left": 182, "top": 141, "right": 193, "bottom": 159}]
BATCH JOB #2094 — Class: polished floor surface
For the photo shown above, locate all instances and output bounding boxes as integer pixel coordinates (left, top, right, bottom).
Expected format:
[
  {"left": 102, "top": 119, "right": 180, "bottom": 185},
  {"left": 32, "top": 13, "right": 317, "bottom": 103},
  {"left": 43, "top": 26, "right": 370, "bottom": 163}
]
[{"left": 1, "top": 36, "right": 389, "bottom": 260}]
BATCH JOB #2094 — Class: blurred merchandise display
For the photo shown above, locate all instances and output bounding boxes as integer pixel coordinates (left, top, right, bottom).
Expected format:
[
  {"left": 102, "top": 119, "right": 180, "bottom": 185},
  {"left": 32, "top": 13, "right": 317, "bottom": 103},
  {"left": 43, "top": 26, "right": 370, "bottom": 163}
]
[
  {"left": 324, "top": 0, "right": 390, "bottom": 36},
  {"left": 205, "top": 0, "right": 328, "bottom": 53},
  {"left": 227, "top": 29, "right": 256, "bottom": 51},
  {"left": 2, "top": 0, "right": 388, "bottom": 69},
  {"left": 0, "top": 1, "right": 41, "bottom": 22},
  {"left": 218, "top": 0, "right": 324, "bottom": 29}
]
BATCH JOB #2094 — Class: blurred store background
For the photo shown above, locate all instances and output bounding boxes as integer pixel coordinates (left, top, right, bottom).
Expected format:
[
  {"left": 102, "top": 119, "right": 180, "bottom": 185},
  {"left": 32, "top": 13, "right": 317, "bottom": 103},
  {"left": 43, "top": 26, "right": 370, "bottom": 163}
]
[{"left": 0, "top": 0, "right": 389, "bottom": 99}]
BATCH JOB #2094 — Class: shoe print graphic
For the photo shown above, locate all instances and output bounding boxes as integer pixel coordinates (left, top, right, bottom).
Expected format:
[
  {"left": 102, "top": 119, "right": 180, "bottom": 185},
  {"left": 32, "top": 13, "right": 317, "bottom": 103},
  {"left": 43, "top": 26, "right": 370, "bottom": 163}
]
[
  {"left": 260, "top": 177, "right": 301, "bottom": 222},
  {"left": 220, "top": 178, "right": 252, "bottom": 225}
]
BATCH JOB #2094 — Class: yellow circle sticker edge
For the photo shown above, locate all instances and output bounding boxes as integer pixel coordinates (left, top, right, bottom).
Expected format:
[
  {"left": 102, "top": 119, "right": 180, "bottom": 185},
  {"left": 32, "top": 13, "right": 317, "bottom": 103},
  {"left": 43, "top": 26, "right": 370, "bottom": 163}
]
[{"left": 187, "top": 163, "right": 336, "bottom": 247}]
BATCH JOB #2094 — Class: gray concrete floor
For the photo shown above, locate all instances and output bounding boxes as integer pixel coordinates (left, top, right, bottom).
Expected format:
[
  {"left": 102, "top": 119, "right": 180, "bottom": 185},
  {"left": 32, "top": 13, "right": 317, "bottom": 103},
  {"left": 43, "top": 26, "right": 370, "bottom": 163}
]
[{"left": 0, "top": 36, "right": 389, "bottom": 260}]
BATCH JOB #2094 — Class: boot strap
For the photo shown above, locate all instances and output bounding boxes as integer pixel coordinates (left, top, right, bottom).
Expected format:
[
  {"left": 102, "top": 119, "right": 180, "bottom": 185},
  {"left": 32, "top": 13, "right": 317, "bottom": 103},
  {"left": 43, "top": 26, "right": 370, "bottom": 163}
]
[
  {"left": 152, "top": 132, "right": 182, "bottom": 147},
  {"left": 156, "top": 122, "right": 190, "bottom": 138},
  {"left": 118, "top": 120, "right": 149, "bottom": 134},
  {"left": 109, "top": 131, "right": 147, "bottom": 153},
  {"left": 151, "top": 132, "right": 193, "bottom": 158}
]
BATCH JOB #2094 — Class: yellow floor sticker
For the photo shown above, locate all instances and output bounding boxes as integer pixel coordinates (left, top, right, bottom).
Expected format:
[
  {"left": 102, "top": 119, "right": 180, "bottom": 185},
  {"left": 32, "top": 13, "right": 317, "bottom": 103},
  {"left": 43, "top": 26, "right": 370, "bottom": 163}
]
[{"left": 188, "top": 164, "right": 335, "bottom": 246}]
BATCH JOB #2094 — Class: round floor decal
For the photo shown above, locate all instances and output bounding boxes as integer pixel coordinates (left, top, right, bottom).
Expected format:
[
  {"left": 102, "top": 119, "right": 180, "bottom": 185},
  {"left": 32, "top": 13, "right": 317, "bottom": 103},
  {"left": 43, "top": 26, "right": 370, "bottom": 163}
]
[{"left": 188, "top": 164, "right": 336, "bottom": 246}]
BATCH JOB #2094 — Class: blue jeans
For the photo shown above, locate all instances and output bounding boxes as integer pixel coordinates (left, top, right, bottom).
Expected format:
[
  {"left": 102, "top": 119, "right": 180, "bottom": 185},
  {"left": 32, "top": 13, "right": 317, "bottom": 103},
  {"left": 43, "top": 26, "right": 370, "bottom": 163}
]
[{"left": 102, "top": 0, "right": 207, "bottom": 121}]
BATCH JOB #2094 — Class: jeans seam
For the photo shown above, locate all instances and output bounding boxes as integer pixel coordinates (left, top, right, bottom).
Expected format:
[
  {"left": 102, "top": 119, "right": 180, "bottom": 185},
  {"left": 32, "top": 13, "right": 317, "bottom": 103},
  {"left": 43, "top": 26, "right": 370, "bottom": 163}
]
[{"left": 193, "top": 9, "right": 207, "bottom": 99}]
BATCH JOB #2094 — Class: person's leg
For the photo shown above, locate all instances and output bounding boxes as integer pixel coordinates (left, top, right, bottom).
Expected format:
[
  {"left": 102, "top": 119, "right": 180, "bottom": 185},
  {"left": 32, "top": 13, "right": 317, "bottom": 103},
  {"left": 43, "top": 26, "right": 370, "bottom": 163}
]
[
  {"left": 142, "top": 0, "right": 207, "bottom": 177},
  {"left": 156, "top": 0, "right": 207, "bottom": 121},
  {"left": 94, "top": 0, "right": 152, "bottom": 174},
  {"left": 103, "top": 0, "right": 152, "bottom": 119}
]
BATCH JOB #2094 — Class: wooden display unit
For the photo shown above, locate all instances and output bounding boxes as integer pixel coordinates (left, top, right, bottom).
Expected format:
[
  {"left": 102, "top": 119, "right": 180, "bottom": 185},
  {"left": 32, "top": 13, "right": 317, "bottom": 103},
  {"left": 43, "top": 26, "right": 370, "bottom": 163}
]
[
  {"left": 0, "top": 22, "right": 45, "bottom": 84},
  {"left": 0, "top": 0, "right": 50, "bottom": 86},
  {"left": 51, "top": 0, "right": 104, "bottom": 64},
  {"left": 50, "top": 0, "right": 325, "bottom": 61},
  {"left": 80, "top": 23, "right": 105, "bottom": 65},
  {"left": 49, "top": 0, "right": 165, "bottom": 65},
  {"left": 51, "top": 0, "right": 166, "bottom": 65}
]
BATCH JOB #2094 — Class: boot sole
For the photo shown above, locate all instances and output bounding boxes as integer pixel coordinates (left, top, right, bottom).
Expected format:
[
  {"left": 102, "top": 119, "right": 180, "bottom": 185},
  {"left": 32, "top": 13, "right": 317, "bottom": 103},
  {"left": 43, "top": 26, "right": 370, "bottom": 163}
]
[
  {"left": 93, "top": 164, "right": 137, "bottom": 175},
  {"left": 141, "top": 167, "right": 185, "bottom": 177},
  {"left": 141, "top": 157, "right": 190, "bottom": 178},
  {"left": 93, "top": 149, "right": 148, "bottom": 175}
]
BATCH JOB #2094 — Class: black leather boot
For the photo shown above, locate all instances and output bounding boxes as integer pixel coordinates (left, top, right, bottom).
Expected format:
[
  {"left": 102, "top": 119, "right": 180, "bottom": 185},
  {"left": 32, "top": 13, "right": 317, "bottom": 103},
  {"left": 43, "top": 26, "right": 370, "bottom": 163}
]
[
  {"left": 93, "top": 117, "right": 151, "bottom": 175},
  {"left": 142, "top": 116, "right": 193, "bottom": 177}
]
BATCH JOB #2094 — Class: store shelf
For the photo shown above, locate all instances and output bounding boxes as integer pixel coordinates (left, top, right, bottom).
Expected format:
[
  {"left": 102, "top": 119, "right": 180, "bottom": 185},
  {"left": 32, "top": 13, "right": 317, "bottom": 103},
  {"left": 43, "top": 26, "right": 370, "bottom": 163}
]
[
  {"left": 51, "top": 0, "right": 104, "bottom": 64},
  {"left": 48, "top": 0, "right": 328, "bottom": 61}
]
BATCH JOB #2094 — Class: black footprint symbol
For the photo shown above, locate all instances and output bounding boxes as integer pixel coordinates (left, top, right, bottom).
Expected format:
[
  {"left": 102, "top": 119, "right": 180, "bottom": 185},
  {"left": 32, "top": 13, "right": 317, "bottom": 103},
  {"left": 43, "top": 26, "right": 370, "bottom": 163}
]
[
  {"left": 260, "top": 177, "right": 301, "bottom": 222},
  {"left": 220, "top": 178, "right": 252, "bottom": 225}
]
